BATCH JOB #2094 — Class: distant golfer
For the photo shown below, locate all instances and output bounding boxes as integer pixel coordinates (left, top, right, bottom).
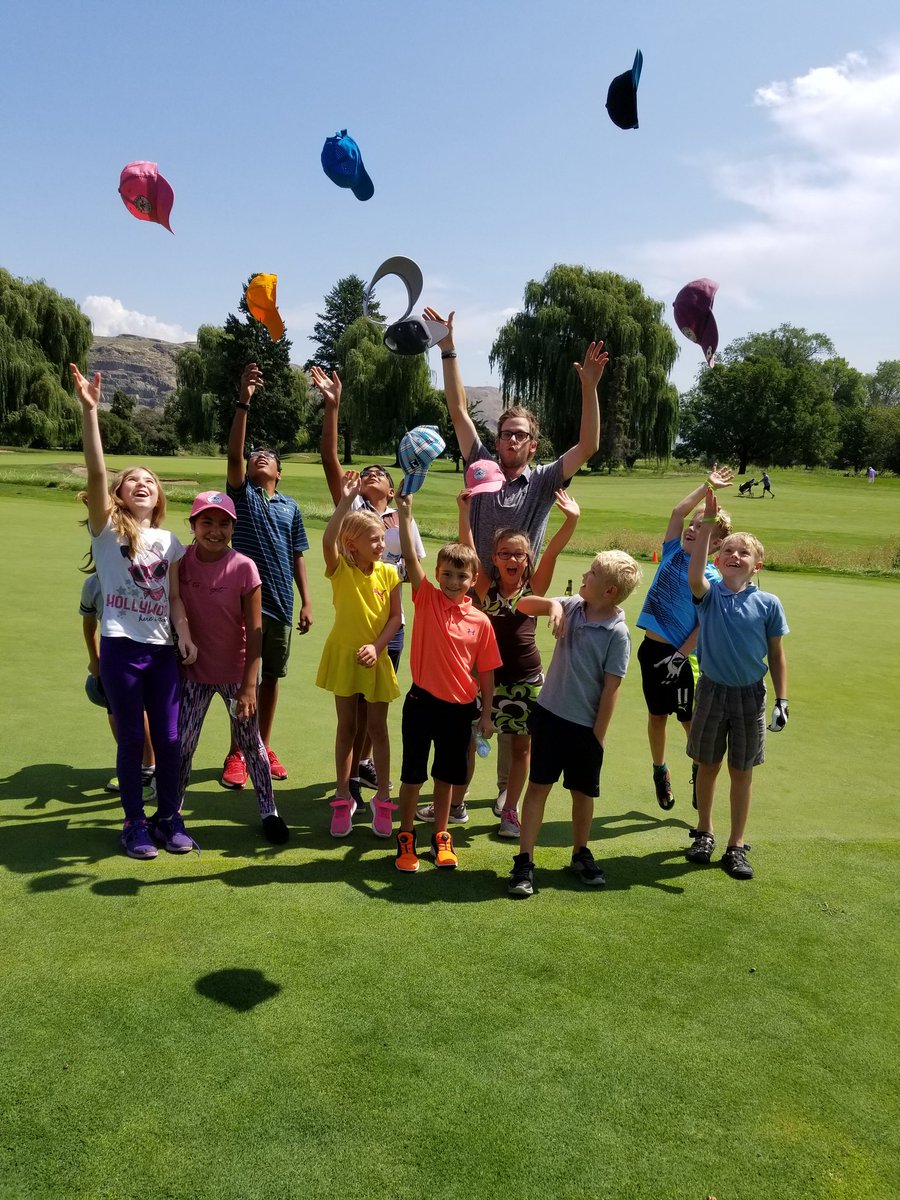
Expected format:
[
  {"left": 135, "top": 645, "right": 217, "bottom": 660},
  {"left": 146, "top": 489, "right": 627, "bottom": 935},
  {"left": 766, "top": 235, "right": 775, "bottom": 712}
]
[
  {"left": 761, "top": 471, "right": 775, "bottom": 499},
  {"left": 867, "top": 466, "right": 877, "bottom": 484}
]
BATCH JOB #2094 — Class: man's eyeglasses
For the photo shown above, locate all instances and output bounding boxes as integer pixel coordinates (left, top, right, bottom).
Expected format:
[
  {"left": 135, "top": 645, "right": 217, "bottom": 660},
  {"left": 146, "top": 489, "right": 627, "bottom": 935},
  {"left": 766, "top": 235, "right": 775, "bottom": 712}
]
[
  {"left": 496, "top": 550, "right": 528, "bottom": 561},
  {"left": 496, "top": 430, "right": 532, "bottom": 444},
  {"left": 360, "top": 467, "right": 388, "bottom": 479}
]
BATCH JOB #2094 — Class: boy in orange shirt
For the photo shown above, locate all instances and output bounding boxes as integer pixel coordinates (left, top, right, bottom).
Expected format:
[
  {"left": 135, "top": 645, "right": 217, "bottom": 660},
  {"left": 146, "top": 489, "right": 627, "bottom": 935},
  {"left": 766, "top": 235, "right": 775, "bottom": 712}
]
[{"left": 396, "top": 493, "right": 501, "bottom": 872}]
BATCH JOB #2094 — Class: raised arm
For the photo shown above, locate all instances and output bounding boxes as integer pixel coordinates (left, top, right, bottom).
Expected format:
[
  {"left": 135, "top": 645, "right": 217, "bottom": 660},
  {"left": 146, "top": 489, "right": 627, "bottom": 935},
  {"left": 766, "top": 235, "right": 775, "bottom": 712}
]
[
  {"left": 396, "top": 494, "right": 426, "bottom": 590},
  {"left": 424, "top": 307, "right": 478, "bottom": 463},
  {"left": 688, "top": 487, "right": 718, "bottom": 598},
  {"left": 559, "top": 341, "right": 607, "bottom": 480},
  {"left": 663, "top": 465, "right": 734, "bottom": 542},
  {"left": 322, "top": 471, "right": 360, "bottom": 574},
  {"left": 227, "top": 363, "right": 262, "bottom": 489},
  {"left": 310, "top": 366, "right": 344, "bottom": 505},
  {"left": 531, "top": 490, "right": 580, "bottom": 595},
  {"left": 70, "top": 364, "right": 110, "bottom": 536},
  {"left": 457, "top": 490, "right": 490, "bottom": 599}
]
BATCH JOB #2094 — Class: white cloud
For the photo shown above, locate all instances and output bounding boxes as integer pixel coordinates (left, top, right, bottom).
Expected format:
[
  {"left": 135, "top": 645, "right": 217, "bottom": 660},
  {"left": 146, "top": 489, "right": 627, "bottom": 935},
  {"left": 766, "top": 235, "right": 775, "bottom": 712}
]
[
  {"left": 81, "top": 295, "right": 193, "bottom": 342},
  {"left": 632, "top": 49, "right": 900, "bottom": 310}
]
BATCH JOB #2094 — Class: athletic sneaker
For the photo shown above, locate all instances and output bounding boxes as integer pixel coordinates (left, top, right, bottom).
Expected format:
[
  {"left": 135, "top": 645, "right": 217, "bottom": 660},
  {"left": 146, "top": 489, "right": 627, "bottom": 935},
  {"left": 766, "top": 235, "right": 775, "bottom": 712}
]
[
  {"left": 414, "top": 802, "right": 468, "bottom": 824},
  {"left": 691, "top": 762, "right": 698, "bottom": 811},
  {"left": 492, "top": 788, "right": 508, "bottom": 818},
  {"left": 653, "top": 766, "right": 675, "bottom": 811},
  {"left": 348, "top": 777, "right": 364, "bottom": 809},
  {"left": 371, "top": 797, "right": 398, "bottom": 839},
  {"left": 685, "top": 830, "right": 716, "bottom": 864},
  {"left": 722, "top": 844, "right": 754, "bottom": 880},
  {"left": 221, "top": 751, "right": 247, "bottom": 790},
  {"left": 262, "top": 814, "right": 290, "bottom": 845},
  {"left": 508, "top": 852, "right": 535, "bottom": 898},
  {"left": 148, "top": 812, "right": 199, "bottom": 855},
  {"left": 395, "top": 830, "right": 419, "bottom": 873},
  {"left": 569, "top": 846, "right": 606, "bottom": 887},
  {"left": 266, "top": 747, "right": 288, "bottom": 781},
  {"left": 357, "top": 759, "right": 378, "bottom": 789},
  {"left": 120, "top": 818, "right": 157, "bottom": 860},
  {"left": 329, "top": 797, "right": 357, "bottom": 838},
  {"left": 106, "top": 772, "right": 157, "bottom": 800},
  {"left": 430, "top": 831, "right": 458, "bottom": 869},
  {"left": 497, "top": 808, "right": 521, "bottom": 839}
]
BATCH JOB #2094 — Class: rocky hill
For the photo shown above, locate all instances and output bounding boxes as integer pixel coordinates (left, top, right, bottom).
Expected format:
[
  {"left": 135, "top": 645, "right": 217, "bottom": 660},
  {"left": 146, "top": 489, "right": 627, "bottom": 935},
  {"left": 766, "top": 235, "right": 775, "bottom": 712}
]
[
  {"left": 88, "top": 334, "right": 503, "bottom": 425},
  {"left": 89, "top": 335, "right": 194, "bottom": 409}
]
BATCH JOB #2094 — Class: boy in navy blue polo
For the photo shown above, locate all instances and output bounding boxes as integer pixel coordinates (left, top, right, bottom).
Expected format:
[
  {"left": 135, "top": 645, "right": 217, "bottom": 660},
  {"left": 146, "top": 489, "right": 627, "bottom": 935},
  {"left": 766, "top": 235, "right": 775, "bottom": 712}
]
[
  {"left": 685, "top": 487, "right": 789, "bottom": 880},
  {"left": 222, "top": 363, "right": 312, "bottom": 787}
]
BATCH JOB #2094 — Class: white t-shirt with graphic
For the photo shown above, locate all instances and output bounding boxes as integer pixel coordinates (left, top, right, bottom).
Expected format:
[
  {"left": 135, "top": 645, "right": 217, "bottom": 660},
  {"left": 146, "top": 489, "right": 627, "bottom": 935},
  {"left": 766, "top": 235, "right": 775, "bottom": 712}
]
[{"left": 91, "top": 519, "right": 185, "bottom": 645}]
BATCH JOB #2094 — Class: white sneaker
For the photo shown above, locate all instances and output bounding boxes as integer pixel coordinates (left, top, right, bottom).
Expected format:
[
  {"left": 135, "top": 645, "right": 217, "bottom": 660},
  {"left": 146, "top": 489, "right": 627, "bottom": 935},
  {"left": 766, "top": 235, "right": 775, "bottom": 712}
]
[{"left": 492, "top": 789, "right": 508, "bottom": 818}]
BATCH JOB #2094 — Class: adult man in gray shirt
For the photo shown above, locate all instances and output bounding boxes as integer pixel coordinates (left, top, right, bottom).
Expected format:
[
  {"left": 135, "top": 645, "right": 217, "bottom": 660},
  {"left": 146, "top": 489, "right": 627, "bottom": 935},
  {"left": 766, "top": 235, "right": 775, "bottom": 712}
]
[{"left": 425, "top": 307, "right": 608, "bottom": 573}]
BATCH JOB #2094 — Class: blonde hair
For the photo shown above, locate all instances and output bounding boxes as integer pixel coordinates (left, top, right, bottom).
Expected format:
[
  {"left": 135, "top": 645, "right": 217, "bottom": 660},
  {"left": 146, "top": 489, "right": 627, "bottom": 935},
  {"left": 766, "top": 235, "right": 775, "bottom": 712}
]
[
  {"left": 338, "top": 509, "right": 384, "bottom": 567},
  {"left": 78, "top": 465, "right": 167, "bottom": 563},
  {"left": 591, "top": 550, "right": 642, "bottom": 602},
  {"left": 437, "top": 542, "right": 480, "bottom": 577},
  {"left": 492, "top": 528, "right": 534, "bottom": 585},
  {"left": 721, "top": 531, "right": 764, "bottom": 563}
]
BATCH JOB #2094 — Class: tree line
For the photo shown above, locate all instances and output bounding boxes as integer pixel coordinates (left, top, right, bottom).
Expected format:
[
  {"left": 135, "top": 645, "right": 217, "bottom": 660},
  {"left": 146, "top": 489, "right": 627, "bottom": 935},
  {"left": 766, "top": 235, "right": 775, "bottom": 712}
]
[{"left": 1, "top": 264, "right": 898, "bottom": 474}]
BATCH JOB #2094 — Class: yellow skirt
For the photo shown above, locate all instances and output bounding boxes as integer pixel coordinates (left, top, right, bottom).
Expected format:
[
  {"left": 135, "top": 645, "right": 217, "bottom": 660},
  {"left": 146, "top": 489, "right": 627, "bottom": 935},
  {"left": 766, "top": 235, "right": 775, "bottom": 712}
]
[{"left": 316, "top": 636, "right": 400, "bottom": 702}]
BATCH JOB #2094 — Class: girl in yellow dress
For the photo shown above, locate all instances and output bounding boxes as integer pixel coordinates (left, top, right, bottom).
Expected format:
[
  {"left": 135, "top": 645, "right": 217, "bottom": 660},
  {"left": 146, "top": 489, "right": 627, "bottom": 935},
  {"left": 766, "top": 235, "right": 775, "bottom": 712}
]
[{"left": 316, "top": 471, "right": 402, "bottom": 838}]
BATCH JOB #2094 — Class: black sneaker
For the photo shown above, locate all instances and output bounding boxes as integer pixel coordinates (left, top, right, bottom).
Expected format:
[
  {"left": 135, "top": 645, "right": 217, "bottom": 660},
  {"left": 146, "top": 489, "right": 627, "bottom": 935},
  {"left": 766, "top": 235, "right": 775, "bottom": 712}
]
[
  {"left": 653, "top": 767, "right": 675, "bottom": 811},
  {"left": 569, "top": 846, "right": 606, "bottom": 887},
  {"left": 348, "top": 777, "right": 364, "bottom": 809},
  {"left": 508, "top": 852, "right": 535, "bottom": 898},
  {"left": 690, "top": 762, "right": 698, "bottom": 810},
  {"left": 357, "top": 759, "right": 378, "bottom": 790},
  {"left": 686, "top": 830, "right": 715, "bottom": 864},
  {"left": 722, "top": 844, "right": 754, "bottom": 880},
  {"left": 262, "top": 814, "right": 290, "bottom": 845}
]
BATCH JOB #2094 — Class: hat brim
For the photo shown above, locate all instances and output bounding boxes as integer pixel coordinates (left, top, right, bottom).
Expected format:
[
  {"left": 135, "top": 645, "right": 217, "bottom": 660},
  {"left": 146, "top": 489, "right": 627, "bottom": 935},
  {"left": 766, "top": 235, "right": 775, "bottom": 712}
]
[
  {"left": 466, "top": 478, "right": 505, "bottom": 496},
  {"left": 398, "top": 473, "right": 428, "bottom": 496},
  {"left": 351, "top": 165, "right": 374, "bottom": 202},
  {"left": 365, "top": 256, "right": 424, "bottom": 322}
]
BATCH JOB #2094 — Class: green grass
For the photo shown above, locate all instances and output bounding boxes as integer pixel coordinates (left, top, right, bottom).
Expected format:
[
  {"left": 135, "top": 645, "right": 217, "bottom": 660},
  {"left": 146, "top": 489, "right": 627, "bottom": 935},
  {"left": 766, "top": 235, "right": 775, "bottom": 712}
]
[{"left": 1, "top": 488, "right": 899, "bottom": 1199}]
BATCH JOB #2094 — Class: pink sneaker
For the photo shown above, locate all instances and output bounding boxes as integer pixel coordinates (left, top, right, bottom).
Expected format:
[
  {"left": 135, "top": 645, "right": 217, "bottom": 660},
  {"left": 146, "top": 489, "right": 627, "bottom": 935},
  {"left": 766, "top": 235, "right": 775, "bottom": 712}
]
[
  {"left": 329, "top": 797, "right": 357, "bottom": 838},
  {"left": 370, "top": 797, "right": 398, "bottom": 838}
]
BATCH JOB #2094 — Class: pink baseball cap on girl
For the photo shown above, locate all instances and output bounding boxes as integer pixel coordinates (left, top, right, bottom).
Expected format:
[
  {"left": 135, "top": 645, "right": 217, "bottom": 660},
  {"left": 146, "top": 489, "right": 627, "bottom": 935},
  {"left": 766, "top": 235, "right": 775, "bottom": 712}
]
[
  {"left": 465, "top": 460, "right": 506, "bottom": 495},
  {"left": 118, "top": 161, "right": 175, "bottom": 233},
  {"left": 190, "top": 491, "right": 237, "bottom": 521}
]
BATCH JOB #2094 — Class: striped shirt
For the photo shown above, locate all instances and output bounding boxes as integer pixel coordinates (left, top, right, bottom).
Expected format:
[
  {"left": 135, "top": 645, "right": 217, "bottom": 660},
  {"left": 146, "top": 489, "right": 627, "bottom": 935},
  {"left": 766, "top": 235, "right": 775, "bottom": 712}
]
[{"left": 227, "top": 479, "right": 309, "bottom": 625}]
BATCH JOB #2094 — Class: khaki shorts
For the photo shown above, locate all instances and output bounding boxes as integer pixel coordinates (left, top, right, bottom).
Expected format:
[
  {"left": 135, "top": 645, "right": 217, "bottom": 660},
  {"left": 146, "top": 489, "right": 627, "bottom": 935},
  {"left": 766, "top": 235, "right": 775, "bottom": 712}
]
[{"left": 261, "top": 614, "right": 293, "bottom": 679}]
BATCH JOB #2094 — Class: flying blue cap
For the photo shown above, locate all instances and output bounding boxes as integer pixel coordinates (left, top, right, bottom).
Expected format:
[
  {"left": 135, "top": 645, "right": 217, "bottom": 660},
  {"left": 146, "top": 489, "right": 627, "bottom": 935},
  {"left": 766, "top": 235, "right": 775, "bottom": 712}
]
[
  {"left": 606, "top": 49, "right": 643, "bottom": 130},
  {"left": 397, "top": 425, "right": 446, "bottom": 496},
  {"left": 321, "top": 130, "right": 374, "bottom": 201}
]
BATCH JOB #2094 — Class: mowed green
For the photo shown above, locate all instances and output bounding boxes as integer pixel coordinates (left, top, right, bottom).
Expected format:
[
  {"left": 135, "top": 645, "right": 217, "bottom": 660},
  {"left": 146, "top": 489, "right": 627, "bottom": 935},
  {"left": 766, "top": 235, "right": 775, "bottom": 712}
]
[{"left": 1, "top": 481, "right": 898, "bottom": 1200}]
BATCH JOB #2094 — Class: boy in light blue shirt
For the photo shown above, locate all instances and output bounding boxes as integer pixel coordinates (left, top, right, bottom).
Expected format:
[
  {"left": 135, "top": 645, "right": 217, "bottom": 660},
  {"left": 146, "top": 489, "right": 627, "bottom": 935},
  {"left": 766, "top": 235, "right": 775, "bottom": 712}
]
[{"left": 685, "top": 487, "right": 789, "bottom": 880}]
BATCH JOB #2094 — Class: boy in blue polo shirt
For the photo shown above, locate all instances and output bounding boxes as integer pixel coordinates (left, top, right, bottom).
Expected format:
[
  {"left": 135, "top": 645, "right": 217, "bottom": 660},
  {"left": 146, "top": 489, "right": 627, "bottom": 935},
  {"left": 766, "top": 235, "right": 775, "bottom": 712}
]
[
  {"left": 636, "top": 467, "right": 733, "bottom": 810},
  {"left": 222, "top": 363, "right": 313, "bottom": 788},
  {"left": 507, "top": 550, "right": 642, "bottom": 898},
  {"left": 685, "top": 487, "right": 789, "bottom": 880}
]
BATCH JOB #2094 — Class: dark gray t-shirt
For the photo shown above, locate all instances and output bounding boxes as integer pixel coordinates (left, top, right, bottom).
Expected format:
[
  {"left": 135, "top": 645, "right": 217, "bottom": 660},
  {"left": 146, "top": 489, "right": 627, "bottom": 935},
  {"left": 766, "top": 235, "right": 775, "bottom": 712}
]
[{"left": 465, "top": 441, "right": 568, "bottom": 573}]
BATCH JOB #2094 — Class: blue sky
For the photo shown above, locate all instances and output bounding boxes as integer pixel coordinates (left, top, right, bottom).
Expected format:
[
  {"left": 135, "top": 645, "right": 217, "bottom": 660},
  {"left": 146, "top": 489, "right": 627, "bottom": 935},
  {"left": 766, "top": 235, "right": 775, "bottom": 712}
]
[{"left": 3, "top": 1, "right": 899, "bottom": 392}]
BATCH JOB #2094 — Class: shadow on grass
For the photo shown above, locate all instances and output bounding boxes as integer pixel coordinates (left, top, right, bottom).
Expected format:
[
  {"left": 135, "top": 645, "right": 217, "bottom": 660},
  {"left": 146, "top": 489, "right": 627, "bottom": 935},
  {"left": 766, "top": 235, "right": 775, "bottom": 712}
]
[
  {"left": 195, "top": 968, "right": 281, "bottom": 1011},
  {"left": 527, "top": 848, "right": 699, "bottom": 897}
]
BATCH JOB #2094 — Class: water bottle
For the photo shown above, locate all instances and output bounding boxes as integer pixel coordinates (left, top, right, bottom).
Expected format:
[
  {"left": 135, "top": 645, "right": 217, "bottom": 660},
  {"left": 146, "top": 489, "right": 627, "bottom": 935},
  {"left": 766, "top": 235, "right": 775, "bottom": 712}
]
[
  {"left": 475, "top": 734, "right": 491, "bottom": 758},
  {"left": 565, "top": 579, "right": 573, "bottom": 596}
]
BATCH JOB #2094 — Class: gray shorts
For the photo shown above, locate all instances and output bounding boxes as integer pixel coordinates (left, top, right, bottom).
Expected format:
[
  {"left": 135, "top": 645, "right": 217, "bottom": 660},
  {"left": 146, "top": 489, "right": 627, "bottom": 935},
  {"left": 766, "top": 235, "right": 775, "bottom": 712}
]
[{"left": 686, "top": 675, "right": 767, "bottom": 771}]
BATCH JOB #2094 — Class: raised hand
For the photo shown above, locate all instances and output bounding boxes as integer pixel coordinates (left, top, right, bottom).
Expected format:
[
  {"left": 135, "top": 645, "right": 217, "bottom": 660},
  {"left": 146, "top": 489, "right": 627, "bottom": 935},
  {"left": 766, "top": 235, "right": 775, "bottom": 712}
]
[
  {"left": 456, "top": 489, "right": 472, "bottom": 514},
  {"left": 310, "top": 365, "right": 342, "bottom": 406},
  {"left": 423, "top": 306, "right": 454, "bottom": 351},
  {"left": 709, "top": 464, "right": 734, "bottom": 491},
  {"left": 240, "top": 363, "right": 264, "bottom": 404},
  {"left": 572, "top": 341, "right": 609, "bottom": 388},
  {"left": 554, "top": 488, "right": 580, "bottom": 521},
  {"left": 340, "top": 470, "right": 361, "bottom": 501},
  {"left": 69, "top": 364, "right": 102, "bottom": 411}
]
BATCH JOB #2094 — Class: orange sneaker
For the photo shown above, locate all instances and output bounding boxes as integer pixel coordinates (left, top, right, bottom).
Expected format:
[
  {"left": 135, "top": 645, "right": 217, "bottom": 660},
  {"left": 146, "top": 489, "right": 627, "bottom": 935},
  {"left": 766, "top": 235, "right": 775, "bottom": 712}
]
[
  {"left": 266, "top": 747, "right": 288, "bottom": 781},
  {"left": 395, "top": 830, "right": 419, "bottom": 873},
  {"left": 430, "top": 830, "right": 458, "bottom": 869},
  {"left": 220, "top": 751, "right": 247, "bottom": 789}
]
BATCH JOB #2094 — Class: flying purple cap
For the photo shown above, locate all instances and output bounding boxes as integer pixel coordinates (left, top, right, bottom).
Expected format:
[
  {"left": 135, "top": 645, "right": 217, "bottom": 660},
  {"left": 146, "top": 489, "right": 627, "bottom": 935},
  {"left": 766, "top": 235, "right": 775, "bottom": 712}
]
[{"left": 673, "top": 278, "right": 719, "bottom": 366}]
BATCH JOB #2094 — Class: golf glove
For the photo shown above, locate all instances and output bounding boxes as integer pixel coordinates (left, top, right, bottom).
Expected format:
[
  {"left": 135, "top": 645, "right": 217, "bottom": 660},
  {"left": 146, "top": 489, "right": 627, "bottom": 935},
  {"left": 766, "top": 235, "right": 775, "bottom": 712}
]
[
  {"left": 769, "top": 699, "right": 789, "bottom": 732},
  {"left": 657, "top": 650, "right": 688, "bottom": 684}
]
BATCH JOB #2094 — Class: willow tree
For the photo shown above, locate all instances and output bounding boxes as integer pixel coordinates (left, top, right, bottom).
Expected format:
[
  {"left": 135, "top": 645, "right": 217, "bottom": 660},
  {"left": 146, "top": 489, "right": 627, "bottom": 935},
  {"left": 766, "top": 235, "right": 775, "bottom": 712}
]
[
  {"left": 489, "top": 265, "right": 679, "bottom": 468},
  {"left": 0, "top": 269, "right": 91, "bottom": 446}
]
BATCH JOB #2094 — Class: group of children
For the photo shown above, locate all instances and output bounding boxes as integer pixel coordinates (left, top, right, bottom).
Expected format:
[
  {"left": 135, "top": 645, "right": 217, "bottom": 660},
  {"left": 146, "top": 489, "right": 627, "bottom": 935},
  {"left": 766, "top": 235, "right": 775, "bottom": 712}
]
[{"left": 72, "top": 326, "right": 789, "bottom": 893}]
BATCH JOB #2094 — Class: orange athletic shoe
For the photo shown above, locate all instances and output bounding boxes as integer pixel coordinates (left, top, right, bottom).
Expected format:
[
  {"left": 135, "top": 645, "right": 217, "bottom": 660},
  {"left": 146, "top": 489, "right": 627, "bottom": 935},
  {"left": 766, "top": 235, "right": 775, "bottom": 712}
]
[
  {"left": 266, "top": 747, "right": 288, "bottom": 781},
  {"left": 430, "top": 830, "right": 458, "bottom": 869},
  {"left": 395, "top": 830, "right": 419, "bottom": 873}
]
